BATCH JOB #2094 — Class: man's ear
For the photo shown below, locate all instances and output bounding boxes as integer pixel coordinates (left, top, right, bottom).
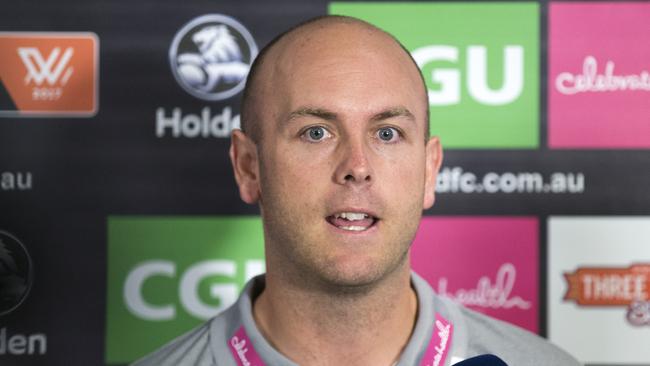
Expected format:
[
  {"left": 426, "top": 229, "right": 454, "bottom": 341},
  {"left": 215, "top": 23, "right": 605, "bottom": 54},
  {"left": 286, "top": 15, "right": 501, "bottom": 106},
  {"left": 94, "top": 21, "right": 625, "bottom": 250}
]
[
  {"left": 229, "top": 129, "right": 261, "bottom": 204},
  {"left": 423, "top": 136, "right": 443, "bottom": 210}
]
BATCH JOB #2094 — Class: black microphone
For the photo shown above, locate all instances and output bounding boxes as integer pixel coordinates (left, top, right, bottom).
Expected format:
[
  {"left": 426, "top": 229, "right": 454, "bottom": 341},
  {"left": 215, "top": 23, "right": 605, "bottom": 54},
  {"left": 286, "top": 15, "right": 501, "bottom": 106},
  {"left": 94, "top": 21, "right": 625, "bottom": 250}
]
[{"left": 453, "top": 354, "right": 509, "bottom": 365}]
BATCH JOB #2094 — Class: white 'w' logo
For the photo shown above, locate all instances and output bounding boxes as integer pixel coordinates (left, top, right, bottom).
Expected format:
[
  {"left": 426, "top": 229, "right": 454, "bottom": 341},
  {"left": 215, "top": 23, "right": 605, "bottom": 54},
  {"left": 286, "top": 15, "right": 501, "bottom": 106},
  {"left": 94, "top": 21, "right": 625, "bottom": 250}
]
[{"left": 18, "top": 47, "right": 74, "bottom": 86}]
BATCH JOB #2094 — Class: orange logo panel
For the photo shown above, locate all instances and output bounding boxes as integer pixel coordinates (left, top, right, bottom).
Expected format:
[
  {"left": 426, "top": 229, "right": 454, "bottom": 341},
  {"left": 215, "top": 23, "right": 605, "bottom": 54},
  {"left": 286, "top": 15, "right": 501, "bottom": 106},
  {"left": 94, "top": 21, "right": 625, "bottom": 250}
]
[
  {"left": 564, "top": 264, "right": 650, "bottom": 306},
  {"left": 0, "top": 32, "right": 98, "bottom": 117}
]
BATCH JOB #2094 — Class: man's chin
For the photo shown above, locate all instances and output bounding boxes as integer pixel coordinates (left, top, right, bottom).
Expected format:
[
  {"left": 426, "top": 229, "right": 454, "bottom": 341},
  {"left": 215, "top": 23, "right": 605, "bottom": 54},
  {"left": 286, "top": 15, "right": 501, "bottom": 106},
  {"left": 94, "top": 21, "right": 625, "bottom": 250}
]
[
  {"left": 314, "top": 275, "right": 383, "bottom": 295},
  {"left": 310, "top": 258, "right": 407, "bottom": 294}
]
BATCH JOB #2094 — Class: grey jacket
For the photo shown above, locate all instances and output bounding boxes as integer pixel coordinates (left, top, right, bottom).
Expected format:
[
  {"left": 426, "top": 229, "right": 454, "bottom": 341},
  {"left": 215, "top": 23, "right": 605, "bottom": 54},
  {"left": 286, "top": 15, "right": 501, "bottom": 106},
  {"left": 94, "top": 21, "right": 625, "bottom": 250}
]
[{"left": 132, "top": 273, "right": 581, "bottom": 366}]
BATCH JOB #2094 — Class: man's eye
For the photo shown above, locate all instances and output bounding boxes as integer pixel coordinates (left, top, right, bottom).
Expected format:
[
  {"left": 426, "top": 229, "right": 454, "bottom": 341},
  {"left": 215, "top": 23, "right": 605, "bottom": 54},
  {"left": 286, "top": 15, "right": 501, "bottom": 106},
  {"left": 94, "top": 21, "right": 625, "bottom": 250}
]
[
  {"left": 377, "top": 127, "right": 399, "bottom": 142},
  {"left": 303, "top": 126, "right": 331, "bottom": 141}
]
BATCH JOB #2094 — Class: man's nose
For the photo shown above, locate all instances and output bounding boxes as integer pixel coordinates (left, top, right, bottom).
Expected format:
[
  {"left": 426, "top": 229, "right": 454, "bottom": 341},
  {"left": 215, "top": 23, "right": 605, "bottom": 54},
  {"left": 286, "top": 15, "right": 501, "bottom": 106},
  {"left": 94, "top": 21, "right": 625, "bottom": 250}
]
[{"left": 334, "top": 136, "right": 373, "bottom": 185}]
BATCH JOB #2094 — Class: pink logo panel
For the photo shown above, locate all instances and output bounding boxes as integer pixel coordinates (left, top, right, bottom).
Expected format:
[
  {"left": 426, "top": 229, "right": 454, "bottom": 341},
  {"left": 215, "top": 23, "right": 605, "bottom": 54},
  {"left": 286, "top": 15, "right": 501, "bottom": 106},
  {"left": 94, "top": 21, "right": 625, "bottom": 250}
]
[
  {"left": 411, "top": 217, "right": 539, "bottom": 332},
  {"left": 548, "top": 3, "right": 650, "bottom": 148}
]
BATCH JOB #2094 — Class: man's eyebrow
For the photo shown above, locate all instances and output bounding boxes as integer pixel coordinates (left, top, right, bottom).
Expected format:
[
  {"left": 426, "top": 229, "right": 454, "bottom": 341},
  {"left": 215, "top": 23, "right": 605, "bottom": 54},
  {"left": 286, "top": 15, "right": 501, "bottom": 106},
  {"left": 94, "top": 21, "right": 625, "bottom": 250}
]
[
  {"left": 287, "top": 107, "right": 338, "bottom": 122},
  {"left": 286, "top": 106, "right": 415, "bottom": 123},
  {"left": 371, "top": 107, "right": 415, "bottom": 122}
]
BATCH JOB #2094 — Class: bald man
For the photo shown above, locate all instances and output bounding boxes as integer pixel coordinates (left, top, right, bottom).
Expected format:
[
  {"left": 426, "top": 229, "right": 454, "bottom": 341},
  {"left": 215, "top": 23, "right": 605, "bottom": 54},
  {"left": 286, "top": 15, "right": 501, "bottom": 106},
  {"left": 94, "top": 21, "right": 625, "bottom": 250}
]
[{"left": 133, "top": 16, "right": 581, "bottom": 366}]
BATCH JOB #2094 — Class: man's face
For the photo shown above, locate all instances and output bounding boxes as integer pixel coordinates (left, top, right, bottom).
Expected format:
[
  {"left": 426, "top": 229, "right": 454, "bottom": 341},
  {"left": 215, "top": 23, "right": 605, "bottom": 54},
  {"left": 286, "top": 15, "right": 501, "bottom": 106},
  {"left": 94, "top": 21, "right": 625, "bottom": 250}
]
[{"left": 235, "top": 24, "right": 441, "bottom": 288}]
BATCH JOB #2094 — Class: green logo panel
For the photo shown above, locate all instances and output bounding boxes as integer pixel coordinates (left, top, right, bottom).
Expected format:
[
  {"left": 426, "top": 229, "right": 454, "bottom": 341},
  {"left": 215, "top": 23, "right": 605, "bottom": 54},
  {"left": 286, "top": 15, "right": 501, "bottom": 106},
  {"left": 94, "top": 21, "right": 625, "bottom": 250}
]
[
  {"left": 105, "top": 216, "right": 264, "bottom": 364},
  {"left": 329, "top": 2, "right": 539, "bottom": 148}
]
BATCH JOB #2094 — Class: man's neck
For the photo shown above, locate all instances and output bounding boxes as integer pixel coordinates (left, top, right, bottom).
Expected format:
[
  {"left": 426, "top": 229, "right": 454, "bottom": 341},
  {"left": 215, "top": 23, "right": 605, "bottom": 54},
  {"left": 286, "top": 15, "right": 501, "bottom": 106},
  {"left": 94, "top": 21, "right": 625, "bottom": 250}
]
[{"left": 252, "top": 265, "right": 418, "bottom": 366}]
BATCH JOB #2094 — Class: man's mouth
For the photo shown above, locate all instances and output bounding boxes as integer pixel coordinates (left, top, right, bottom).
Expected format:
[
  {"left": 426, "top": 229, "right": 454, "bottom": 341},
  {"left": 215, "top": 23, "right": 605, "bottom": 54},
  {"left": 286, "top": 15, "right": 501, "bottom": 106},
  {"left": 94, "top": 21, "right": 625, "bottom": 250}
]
[{"left": 326, "top": 212, "right": 378, "bottom": 232}]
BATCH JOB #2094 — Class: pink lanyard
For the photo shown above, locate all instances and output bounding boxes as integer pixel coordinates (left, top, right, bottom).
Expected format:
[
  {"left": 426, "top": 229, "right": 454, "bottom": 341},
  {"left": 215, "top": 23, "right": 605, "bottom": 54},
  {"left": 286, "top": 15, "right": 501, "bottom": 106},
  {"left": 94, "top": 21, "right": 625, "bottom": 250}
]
[{"left": 228, "top": 313, "right": 453, "bottom": 366}]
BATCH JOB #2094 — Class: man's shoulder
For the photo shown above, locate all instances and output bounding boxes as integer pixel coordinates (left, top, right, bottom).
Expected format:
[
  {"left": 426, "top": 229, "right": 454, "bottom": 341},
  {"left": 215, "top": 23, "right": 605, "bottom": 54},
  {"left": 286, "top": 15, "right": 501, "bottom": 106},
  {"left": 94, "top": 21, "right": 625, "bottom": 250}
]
[
  {"left": 130, "top": 321, "right": 214, "bottom": 366},
  {"left": 129, "top": 302, "right": 243, "bottom": 366},
  {"left": 456, "top": 304, "right": 582, "bottom": 366},
  {"left": 129, "top": 278, "right": 260, "bottom": 366}
]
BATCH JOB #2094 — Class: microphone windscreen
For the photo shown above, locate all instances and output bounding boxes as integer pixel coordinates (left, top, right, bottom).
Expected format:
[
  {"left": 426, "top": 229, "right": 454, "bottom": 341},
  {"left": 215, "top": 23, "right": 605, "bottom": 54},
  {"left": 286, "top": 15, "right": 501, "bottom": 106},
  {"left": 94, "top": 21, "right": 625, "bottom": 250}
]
[{"left": 453, "top": 354, "right": 508, "bottom": 366}]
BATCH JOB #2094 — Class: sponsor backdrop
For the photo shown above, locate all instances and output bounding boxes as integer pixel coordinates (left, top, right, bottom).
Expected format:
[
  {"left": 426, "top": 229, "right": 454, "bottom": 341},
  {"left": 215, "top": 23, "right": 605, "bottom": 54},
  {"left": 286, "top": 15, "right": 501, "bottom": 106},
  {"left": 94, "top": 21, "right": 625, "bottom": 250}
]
[{"left": 0, "top": 1, "right": 648, "bottom": 365}]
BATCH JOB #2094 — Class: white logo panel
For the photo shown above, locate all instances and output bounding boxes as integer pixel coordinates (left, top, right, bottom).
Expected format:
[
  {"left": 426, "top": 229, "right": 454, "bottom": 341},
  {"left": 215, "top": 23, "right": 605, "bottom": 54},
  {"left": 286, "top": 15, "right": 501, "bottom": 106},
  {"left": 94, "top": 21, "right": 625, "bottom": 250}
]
[{"left": 548, "top": 217, "right": 650, "bottom": 364}]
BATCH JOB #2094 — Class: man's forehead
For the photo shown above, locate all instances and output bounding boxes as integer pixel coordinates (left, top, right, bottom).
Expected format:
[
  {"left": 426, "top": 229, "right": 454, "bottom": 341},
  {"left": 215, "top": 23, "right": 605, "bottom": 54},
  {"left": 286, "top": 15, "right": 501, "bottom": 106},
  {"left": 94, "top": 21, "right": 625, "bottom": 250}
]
[
  {"left": 266, "top": 19, "right": 406, "bottom": 71},
  {"left": 240, "top": 16, "right": 430, "bottom": 142},
  {"left": 256, "top": 19, "right": 423, "bottom": 109}
]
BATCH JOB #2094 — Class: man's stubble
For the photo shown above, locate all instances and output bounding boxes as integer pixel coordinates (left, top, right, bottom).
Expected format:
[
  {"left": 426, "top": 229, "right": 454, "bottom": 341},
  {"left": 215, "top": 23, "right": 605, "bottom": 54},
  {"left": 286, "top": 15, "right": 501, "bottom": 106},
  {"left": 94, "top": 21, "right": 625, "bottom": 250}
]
[{"left": 257, "top": 153, "right": 425, "bottom": 295}]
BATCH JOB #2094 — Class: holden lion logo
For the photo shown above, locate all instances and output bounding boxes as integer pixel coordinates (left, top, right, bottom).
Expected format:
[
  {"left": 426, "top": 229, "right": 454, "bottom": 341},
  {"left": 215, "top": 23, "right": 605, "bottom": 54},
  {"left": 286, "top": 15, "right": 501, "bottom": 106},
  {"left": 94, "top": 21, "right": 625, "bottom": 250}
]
[
  {"left": 169, "top": 14, "right": 258, "bottom": 101},
  {"left": 0, "top": 231, "right": 33, "bottom": 316}
]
